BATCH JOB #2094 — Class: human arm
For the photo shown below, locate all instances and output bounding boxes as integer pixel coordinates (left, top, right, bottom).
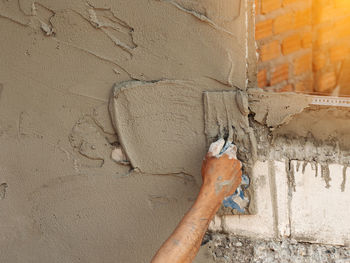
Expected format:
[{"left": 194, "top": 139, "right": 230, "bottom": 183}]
[{"left": 151, "top": 139, "right": 242, "bottom": 263}]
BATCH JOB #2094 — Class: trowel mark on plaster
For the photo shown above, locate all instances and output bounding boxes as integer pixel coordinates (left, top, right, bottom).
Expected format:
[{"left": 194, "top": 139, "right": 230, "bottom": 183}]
[
  {"left": 0, "top": 0, "right": 56, "bottom": 35},
  {"left": 1, "top": 3, "right": 134, "bottom": 77},
  {"left": 86, "top": 6, "right": 137, "bottom": 55},
  {"left": 204, "top": 91, "right": 257, "bottom": 215},
  {"left": 204, "top": 91, "right": 257, "bottom": 163},
  {"left": 69, "top": 115, "right": 115, "bottom": 168},
  {"left": 0, "top": 183, "right": 8, "bottom": 200},
  {"left": 32, "top": 2, "right": 56, "bottom": 36},
  {"left": 0, "top": 2, "right": 133, "bottom": 77},
  {"left": 54, "top": 38, "right": 133, "bottom": 79},
  {"left": 0, "top": 0, "right": 30, "bottom": 26},
  {"left": 157, "top": 0, "right": 239, "bottom": 39}
]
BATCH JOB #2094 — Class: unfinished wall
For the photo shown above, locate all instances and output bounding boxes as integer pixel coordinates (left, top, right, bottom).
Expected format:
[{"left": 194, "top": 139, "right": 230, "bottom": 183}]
[
  {"left": 0, "top": 0, "right": 253, "bottom": 262},
  {"left": 256, "top": 0, "right": 350, "bottom": 95},
  {"left": 1, "top": 0, "right": 350, "bottom": 262}
]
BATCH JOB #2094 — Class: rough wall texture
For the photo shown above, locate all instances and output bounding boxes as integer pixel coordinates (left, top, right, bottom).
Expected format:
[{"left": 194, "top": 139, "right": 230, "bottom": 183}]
[
  {"left": 0, "top": 0, "right": 253, "bottom": 262},
  {"left": 1, "top": 0, "right": 350, "bottom": 262}
]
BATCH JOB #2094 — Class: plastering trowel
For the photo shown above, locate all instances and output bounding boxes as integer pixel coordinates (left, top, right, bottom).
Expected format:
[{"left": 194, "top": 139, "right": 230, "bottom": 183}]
[{"left": 109, "top": 80, "right": 251, "bottom": 215}]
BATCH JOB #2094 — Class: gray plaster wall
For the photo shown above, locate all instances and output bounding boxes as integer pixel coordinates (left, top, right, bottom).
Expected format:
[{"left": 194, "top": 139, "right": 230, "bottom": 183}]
[{"left": 0, "top": 0, "right": 252, "bottom": 262}]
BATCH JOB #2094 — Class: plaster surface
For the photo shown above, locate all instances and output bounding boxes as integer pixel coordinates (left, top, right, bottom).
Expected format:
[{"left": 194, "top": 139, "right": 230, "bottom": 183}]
[
  {"left": 1, "top": 0, "right": 350, "bottom": 262},
  {"left": 109, "top": 80, "right": 207, "bottom": 177},
  {"left": 0, "top": 0, "right": 252, "bottom": 262}
]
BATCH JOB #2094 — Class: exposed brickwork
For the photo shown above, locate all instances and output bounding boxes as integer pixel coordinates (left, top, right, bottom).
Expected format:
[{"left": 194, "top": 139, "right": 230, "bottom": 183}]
[
  {"left": 260, "top": 41, "right": 280, "bottom": 61},
  {"left": 257, "top": 69, "right": 268, "bottom": 88},
  {"left": 282, "top": 34, "right": 301, "bottom": 55},
  {"left": 301, "top": 32, "right": 312, "bottom": 48},
  {"left": 256, "top": 0, "right": 313, "bottom": 93},
  {"left": 294, "top": 53, "right": 312, "bottom": 75},
  {"left": 271, "top": 64, "right": 289, "bottom": 85},
  {"left": 256, "top": 0, "right": 350, "bottom": 95},
  {"left": 316, "top": 71, "right": 337, "bottom": 92},
  {"left": 274, "top": 13, "right": 294, "bottom": 34},
  {"left": 256, "top": 20, "right": 273, "bottom": 40},
  {"left": 261, "top": 0, "right": 280, "bottom": 14}
]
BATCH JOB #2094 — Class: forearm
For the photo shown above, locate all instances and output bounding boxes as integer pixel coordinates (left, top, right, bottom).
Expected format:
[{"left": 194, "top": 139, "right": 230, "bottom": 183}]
[{"left": 151, "top": 188, "right": 222, "bottom": 263}]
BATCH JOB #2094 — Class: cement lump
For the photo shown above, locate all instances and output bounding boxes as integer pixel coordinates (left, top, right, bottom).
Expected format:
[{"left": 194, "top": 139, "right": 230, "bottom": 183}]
[
  {"left": 248, "top": 89, "right": 312, "bottom": 128},
  {"left": 203, "top": 91, "right": 257, "bottom": 163}
]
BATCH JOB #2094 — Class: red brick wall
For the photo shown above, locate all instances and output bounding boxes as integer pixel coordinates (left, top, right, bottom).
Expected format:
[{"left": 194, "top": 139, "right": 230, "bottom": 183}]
[
  {"left": 256, "top": 0, "right": 350, "bottom": 95},
  {"left": 312, "top": 0, "right": 350, "bottom": 94}
]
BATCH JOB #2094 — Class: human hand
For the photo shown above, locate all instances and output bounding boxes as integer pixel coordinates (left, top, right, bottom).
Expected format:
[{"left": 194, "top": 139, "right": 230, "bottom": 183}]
[{"left": 201, "top": 139, "right": 242, "bottom": 201}]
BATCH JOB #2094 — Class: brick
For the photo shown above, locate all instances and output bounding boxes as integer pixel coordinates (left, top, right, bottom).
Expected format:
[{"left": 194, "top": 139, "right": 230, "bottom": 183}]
[
  {"left": 294, "top": 53, "right": 312, "bottom": 75},
  {"left": 294, "top": 9, "right": 311, "bottom": 28},
  {"left": 261, "top": 0, "right": 280, "bottom": 14},
  {"left": 301, "top": 32, "right": 312, "bottom": 48},
  {"left": 279, "top": 84, "right": 293, "bottom": 92},
  {"left": 313, "top": 53, "right": 326, "bottom": 71},
  {"left": 257, "top": 69, "right": 268, "bottom": 88},
  {"left": 313, "top": 6, "right": 337, "bottom": 25},
  {"left": 295, "top": 78, "right": 313, "bottom": 92},
  {"left": 282, "top": 34, "right": 301, "bottom": 55},
  {"left": 283, "top": 0, "right": 301, "bottom": 5},
  {"left": 339, "top": 59, "right": 350, "bottom": 95},
  {"left": 260, "top": 40, "right": 280, "bottom": 61},
  {"left": 256, "top": 20, "right": 273, "bottom": 40},
  {"left": 316, "top": 26, "right": 334, "bottom": 47},
  {"left": 330, "top": 45, "right": 349, "bottom": 62},
  {"left": 316, "top": 71, "right": 337, "bottom": 92},
  {"left": 273, "top": 13, "right": 294, "bottom": 34},
  {"left": 271, "top": 64, "right": 289, "bottom": 85},
  {"left": 334, "top": 17, "right": 350, "bottom": 39}
]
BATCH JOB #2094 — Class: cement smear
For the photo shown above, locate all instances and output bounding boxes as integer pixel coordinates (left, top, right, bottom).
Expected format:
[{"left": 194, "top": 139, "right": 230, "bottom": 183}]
[{"left": 109, "top": 80, "right": 207, "bottom": 177}]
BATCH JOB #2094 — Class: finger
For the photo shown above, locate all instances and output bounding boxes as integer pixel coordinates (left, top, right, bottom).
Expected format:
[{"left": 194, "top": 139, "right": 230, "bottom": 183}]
[
  {"left": 230, "top": 159, "right": 242, "bottom": 174},
  {"left": 208, "top": 138, "right": 225, "bottom": 157}
]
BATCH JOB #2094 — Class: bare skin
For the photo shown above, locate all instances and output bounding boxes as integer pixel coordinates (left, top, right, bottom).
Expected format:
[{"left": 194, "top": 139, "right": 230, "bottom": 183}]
[{"left": 151, "top": 141, "right": 242, "bottom": 263}]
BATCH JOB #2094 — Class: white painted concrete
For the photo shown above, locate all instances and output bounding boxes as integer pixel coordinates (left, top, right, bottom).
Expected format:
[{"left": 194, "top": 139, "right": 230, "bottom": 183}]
[
  {"left": 290, "top": 162, "right": 350, "bottom": 246},
  {"left": 222, "top": 160, "right": 350, "bottom": 247},
  {"left": 272, "top": 160, "right": 291, "bottom": 238}
]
